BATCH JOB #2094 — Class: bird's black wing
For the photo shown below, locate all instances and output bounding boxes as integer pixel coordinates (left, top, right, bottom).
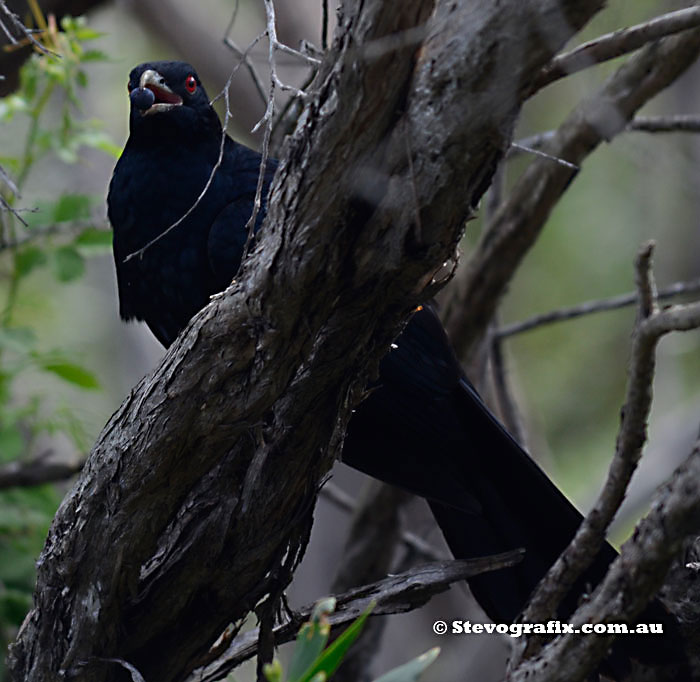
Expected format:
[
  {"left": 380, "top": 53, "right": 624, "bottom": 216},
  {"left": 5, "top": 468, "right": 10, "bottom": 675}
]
[
  {"left": 343, "top": 303, "right": 594, "bottom": 621},
  {"left": 206, "top": 152, "right": 277, "bottom": 291}
]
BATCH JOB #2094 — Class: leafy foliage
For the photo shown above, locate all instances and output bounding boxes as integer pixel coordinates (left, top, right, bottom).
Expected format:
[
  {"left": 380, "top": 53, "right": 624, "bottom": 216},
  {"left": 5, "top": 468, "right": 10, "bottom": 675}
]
[
  {"left": 260, "top": 600, "right": 439, "bottom": 682},
  {"left": 0, "top": 14, "right": 115, "bottom": 677}
]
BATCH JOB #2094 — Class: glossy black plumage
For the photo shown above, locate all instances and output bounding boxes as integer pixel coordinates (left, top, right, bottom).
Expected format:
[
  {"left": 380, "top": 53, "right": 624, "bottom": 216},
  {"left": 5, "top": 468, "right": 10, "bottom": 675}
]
[{"left": 108, "top": 61, "right": 682, "bottom": 675}]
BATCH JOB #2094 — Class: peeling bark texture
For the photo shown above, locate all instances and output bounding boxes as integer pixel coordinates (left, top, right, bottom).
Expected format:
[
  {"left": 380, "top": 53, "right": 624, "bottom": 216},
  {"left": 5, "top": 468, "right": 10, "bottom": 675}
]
[{"left": 7, "top": 2, "right": 607, "bottom": 681}]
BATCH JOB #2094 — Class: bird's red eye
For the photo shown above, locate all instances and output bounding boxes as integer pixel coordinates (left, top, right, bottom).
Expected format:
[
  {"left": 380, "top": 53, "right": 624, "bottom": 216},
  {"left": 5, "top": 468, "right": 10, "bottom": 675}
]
[{"left": 185, "top": 75, "right": 197, "bottom": 94}]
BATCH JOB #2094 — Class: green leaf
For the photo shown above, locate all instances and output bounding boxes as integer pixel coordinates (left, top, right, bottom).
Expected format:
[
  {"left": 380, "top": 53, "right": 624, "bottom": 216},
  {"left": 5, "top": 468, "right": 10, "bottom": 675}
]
[
  {"left": 80, "top": 49, "right": 109, "bottom": 63},
  {"left": 51, "top": 245, "right": 85, "bottom": 282},
  {"left": 41, "top": 361, "right": 99, "bottom": 389},
  {"left": 15, "top": 246, "right": 47, "bottom": 278},
  {"left": 74, "top": 129, "right": 121, "bottom": 158},
  {"left": 73, "top": 27, "right": 104, "bottom": 41},
  {"left": 287, "top": 618, "right": 331, "bottom": 681},
  {"left": 75, "top": 70, "right": 88, "bottom": 88},
  {"left": 297, "top": 604, "right": 374, "bottom": 682},
  {"left": 73, "top": 226, "right": 112, "bottom": 250},
  {"left": 21, "top": 65, "right": 38, "bottom": 101},
  {"left": 263, "top": 659, "right": 283, "bottom": 682},
  {"left": 52, "top": 194, "right": 92, "bottom": 222},
  {"left": 372, "top": 648, "right": 440, "bottom": 682}
]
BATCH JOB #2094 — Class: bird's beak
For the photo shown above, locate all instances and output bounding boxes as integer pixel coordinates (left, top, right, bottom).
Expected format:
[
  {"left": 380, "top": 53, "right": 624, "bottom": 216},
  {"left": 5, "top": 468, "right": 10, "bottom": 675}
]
[{"left": 137, "top": 69, "right": 183, "bottom": 115}]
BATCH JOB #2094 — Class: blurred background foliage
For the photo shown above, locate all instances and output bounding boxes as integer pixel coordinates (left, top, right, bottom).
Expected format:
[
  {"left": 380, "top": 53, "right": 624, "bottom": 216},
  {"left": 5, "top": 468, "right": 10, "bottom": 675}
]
[{"left": 0, "top": 1, "right": 698, "bottom": 681}]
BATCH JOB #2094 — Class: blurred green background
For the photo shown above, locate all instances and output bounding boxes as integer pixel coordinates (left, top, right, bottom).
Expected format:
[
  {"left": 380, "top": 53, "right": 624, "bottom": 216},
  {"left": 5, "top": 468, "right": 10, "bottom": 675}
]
[{"left": 0, "top": 1, "right": 698, "bottom": 680}]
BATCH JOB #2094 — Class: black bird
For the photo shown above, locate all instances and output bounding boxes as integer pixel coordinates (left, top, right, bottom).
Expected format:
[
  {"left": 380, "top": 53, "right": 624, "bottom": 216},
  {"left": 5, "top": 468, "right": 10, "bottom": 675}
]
[{"left": 108, "top": 61, "right": 682, "bottom": 675}]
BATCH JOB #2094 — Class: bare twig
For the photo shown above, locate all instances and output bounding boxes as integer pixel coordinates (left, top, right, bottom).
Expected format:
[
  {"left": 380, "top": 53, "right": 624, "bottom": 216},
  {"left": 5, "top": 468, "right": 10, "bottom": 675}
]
[
  {"left": 509, "top": 242, "right": 700, "bottom": 671},
  {"left": 188, "top": 552, "right": 525, "bottom": 682},
  {"left": 0, "top": 162, "right": 30, "bottom": 227},
  {"left": 0, "top": 163, "right": 20, "bottom": 197},
  {"left": 508, "top": 142, "right": 579, "bottom": 170},
  {"left": 223, "top": 8, "right": 267, "bottom": 108},
  {"left": 77, "top": 657, "right": 146, "bottom": 682},
  {"left": 508, "top": 131, "right": 557, "bottom": 155},
  {"left": 261, "top": 0, "right": 318, "bottom": 102},
  {"left": 513, "top": 115, "right": 700, "bottom": 160},
  {"left": 0, "top": 193, "right": 29, "bottom": 227},
  {"left": 0, "top": 0, "right": 56, "bottom": 56},
  {"left": 497, "top": 276, "right": 700, "bottom": 339},
  {"left": 489, "top": 324, "right": 527, "bottom": 446},
  {"left": 530, "top": 6, "right": 700, "bottom": 97},
  {"left": 321, "top": 481, "right": 447, "bottom": 561},
  {"left": 0, "top": 455, "right": 85, "bottom": 490},
  {"left": 240, "top": 0, "right": 322, "bottom": 265},
  {"left": 480, "top": 166, "right": 527, "bottom": 445},
  {"left": 629, "top": 114, "right": 700, "bottom": 132}
]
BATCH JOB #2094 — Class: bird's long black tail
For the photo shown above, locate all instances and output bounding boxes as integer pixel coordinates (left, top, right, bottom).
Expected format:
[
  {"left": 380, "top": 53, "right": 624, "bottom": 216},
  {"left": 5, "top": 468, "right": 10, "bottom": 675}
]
[{"left": 431, "top": 377, "right": 612, "bottom": 624}]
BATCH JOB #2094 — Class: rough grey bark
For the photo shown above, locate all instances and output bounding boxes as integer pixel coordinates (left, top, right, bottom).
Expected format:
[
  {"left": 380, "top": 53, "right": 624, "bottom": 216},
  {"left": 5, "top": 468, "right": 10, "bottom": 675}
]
[{"left": 7, "top": 2, "right": 607, "bottom": 681}]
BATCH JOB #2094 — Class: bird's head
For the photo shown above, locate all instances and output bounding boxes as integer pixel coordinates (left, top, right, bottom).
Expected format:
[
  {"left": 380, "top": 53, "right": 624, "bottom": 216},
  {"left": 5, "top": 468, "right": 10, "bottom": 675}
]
[{"left": 125, "top": 61, "right": 220, "bottom": 138}]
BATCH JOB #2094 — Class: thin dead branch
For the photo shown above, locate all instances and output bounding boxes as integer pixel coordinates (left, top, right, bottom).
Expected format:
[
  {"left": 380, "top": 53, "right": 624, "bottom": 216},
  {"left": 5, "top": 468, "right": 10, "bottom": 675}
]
[
  {"left": 530, "top": 6, "right": 700, "bottom": 97},
  {"left": 497, "top": 276, "right": 700, "bottom": 339},
  {"left": 629, "top": 114, "right": 700, "bottom": 132},
  {"left": 0, "top": 0, "right": 57, "bottom": 56},
  {"left": 508, "top": 242, "right": 700, "bottom": 673},
  {"left": 0, "top": 455, "right": 85, "bottom": 490},
  {"left": 223, "top": 2, "right": 267, "bottom": 108},
  {"left": 188, "top": 552, "right": 525, "bottom": 682},
  {"left": 321, "top": 482, "right": 446, "bottom": 561}
]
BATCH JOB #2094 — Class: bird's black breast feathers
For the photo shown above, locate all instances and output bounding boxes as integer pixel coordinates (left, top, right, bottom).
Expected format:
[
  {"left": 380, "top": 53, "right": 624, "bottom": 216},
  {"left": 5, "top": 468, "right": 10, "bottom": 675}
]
[{"left": 109, "top": 129, "right": 273, "bottom": 346}]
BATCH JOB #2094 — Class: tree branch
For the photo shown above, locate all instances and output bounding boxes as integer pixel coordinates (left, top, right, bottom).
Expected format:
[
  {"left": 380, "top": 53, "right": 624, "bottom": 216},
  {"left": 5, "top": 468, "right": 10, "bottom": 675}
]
[
  {"left": 629, "top": 114, "right": 700, "bottom": 132},
  {"left": 188, "top": 552, "right": 525, "bottom": 682},
  {"left": 444, "top": 23, "right": 700, "bottom": 362},
  {"left": 0, "top": 454, "right": 84, "bottom": 490},
  {"left": 530, "top": 6, "right": 700, "bottom": 97},
  {"left": 496, "top": 276, "right": 700, "bottom": 339},
  {"left": 0, "top": 0, "right": 104, "bottom": 95},
  {"left": 507, "top": 242, "right": 700, "bottom": 676},
  {"left": 321, "top": 481, "right": 446, "bottom": 562}
]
